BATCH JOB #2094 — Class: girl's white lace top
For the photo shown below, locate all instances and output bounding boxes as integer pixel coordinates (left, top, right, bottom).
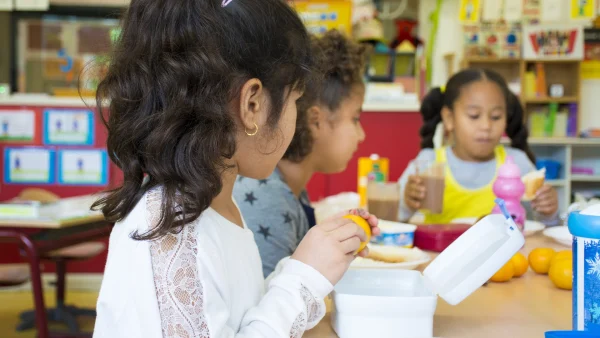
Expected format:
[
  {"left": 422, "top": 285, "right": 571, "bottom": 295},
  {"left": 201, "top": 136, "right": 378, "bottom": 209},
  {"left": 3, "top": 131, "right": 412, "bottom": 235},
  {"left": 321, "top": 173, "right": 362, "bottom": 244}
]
[{"left": 94, "top": 187, "right": 332, "bottom": 338}]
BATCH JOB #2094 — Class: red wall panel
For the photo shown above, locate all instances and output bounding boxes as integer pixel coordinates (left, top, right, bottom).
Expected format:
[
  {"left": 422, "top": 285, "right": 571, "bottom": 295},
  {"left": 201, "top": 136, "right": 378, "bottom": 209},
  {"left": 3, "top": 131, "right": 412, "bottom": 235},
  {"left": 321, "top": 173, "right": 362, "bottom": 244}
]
[{"left": 0, "top": 106, "right": 422, "bottom": 273}]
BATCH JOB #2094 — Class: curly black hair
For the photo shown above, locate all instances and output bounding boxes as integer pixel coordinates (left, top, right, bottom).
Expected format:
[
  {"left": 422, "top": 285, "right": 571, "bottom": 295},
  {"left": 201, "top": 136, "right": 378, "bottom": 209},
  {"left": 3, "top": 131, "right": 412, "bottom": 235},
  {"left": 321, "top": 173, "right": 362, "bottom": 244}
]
[
  {"left": 283, "top": 29, "right": 369, "bottom": 162},
  {"left": 419, "top": 68, "right": 535, "bottom": 163},
  {"left": 92, "top": 0, "right": 312, "bottom": 240}
]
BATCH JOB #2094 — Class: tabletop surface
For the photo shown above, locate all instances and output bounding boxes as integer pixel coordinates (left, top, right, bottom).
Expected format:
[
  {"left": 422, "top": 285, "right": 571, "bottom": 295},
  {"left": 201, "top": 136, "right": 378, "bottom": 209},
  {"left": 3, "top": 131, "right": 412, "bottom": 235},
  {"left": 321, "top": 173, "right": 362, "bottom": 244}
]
[
  {"left": 0, "top": 195, "right": 105, "bottom": 229},
  {"left": 305, "top": 232, "right": 572, "bottom": 338}
]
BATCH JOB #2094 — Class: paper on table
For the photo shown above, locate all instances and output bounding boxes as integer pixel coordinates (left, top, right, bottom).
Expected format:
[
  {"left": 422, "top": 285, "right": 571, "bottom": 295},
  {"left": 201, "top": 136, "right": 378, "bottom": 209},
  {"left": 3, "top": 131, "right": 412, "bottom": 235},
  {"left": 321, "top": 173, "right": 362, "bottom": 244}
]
[{"left": 37, "top": 195, "right": 103, "bottom": 221}]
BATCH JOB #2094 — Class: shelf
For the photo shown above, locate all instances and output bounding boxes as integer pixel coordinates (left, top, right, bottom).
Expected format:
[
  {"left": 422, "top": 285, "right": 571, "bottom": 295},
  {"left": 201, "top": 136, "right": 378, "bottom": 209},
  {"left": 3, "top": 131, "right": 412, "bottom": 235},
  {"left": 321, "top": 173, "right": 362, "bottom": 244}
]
[
  {"left": 0, "top": 94, "right": 93, "bottom": 108},
  {"left": 524, "top": 96, "right": 578, "bottom": 104},
  {"left": 502, "top": 137, "right": 600, "bottom": 146},
  {"left": 524, "top": 59, "right": 581, "bottom": 64},
  {"left": 465, "top": 57, "right": 521, "bottom": 64},
  {"left": 571, "top": 175, "right": 600, "bottom": 182}
]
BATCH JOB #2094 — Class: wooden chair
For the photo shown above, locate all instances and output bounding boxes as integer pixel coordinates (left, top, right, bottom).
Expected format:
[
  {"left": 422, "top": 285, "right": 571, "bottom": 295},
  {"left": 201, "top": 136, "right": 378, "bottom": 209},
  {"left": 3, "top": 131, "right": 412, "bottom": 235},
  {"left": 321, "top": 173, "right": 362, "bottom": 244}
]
[{"left": 15, "top": 188, "right": 106, "bottom": 333}]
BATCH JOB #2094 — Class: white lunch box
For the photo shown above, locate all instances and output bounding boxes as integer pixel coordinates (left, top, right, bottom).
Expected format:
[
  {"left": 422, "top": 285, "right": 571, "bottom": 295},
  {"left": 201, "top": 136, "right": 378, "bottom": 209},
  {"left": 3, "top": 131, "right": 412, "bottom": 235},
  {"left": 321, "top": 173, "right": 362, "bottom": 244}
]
[{"left": 331, "top": 214, "right": 525, "bottom": 338}]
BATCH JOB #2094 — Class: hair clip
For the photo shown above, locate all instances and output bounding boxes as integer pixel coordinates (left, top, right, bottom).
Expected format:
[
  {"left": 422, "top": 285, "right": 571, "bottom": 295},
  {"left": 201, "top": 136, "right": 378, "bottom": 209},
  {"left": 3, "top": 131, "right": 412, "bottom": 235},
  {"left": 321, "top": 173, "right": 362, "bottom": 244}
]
[
  {"left": 222, "top": 0, "right": 232, "bottom": 7},
  {"left": 440, "top": 85, "right": 446, "bottom": 93}
]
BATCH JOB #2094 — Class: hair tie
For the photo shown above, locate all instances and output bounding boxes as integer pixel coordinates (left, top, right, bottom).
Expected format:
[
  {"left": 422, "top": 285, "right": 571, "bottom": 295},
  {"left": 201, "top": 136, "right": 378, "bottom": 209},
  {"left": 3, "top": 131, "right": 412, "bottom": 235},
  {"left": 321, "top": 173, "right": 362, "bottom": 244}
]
[
  {"left": 222, "top": 0, "right": 232, "bottom": 7},
  {"left": 440, "top": 85, "right": 445, "bottom": 94}
]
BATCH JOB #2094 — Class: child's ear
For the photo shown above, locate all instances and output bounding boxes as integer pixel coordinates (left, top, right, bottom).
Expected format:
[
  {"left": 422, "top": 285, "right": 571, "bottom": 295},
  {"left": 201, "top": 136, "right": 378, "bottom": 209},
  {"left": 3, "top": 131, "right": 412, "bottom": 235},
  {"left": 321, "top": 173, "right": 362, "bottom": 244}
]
[
  {"left": 238, "top": 78, "right": 266, "bottom": 133},
  {"left": 307, "top": 105, "right": 325, "bottom": 134},
  {"left": 440, "top": 106, "right": 454, "bottom": 132}
]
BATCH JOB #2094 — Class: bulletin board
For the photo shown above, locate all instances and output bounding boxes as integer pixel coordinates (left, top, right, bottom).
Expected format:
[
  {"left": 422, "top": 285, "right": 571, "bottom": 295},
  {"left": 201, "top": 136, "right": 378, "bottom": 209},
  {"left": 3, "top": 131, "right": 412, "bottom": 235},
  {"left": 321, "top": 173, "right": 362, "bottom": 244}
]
[{"left": 0, "top": 104, "right": 122, "bottom": 201}]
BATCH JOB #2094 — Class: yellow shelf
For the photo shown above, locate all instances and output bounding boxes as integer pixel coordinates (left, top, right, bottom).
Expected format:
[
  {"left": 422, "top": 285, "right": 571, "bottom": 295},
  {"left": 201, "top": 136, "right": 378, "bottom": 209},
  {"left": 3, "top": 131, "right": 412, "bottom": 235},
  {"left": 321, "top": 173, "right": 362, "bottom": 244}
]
[{"left": 524, "top": 96, "right": 578, "bottom": 104}]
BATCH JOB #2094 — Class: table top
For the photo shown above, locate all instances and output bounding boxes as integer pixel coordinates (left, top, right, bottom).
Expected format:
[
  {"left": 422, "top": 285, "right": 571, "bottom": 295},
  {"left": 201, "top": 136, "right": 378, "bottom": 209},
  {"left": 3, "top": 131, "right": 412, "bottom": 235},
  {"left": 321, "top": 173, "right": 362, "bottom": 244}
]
[
  {"left": 0, "top": 213, "right": 105, "bottom": 229},
  {"left": 305, "top": 232, "right": 572, "bottom": 338},
  {"left": 0, "top": 195, "right": 106, "bottom": 229}
]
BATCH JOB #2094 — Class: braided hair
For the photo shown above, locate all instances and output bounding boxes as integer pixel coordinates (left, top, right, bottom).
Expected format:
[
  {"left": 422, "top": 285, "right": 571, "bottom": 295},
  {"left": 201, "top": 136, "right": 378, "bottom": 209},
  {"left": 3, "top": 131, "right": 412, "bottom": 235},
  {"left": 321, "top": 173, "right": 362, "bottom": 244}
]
[{"left": 419, "top": 68, "right": 535, "bottom": 163}]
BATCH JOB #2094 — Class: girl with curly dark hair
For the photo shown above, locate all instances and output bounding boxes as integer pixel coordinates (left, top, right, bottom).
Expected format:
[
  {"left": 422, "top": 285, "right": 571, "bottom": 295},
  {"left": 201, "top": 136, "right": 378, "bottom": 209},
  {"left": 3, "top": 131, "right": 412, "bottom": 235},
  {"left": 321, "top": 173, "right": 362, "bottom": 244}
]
[
  {"left": 92, "top": 2, "right": 378, "bottom": 337},
  {"left": 233, "top": 29, "right": 371, "bottom": 277}
]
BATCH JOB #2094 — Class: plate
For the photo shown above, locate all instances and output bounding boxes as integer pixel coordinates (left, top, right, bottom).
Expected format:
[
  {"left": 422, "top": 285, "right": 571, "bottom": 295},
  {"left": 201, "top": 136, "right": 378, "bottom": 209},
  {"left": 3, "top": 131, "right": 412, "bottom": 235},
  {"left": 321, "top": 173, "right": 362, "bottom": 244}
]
[
  {"left": 350, "top": 245, "right": 431, "bottom": 270},
  {"left": 543, "top": 226, "right": 572, "bottom": 247},
  {"left": 524, "top": 220, "right": 546, "bottom": 237}
]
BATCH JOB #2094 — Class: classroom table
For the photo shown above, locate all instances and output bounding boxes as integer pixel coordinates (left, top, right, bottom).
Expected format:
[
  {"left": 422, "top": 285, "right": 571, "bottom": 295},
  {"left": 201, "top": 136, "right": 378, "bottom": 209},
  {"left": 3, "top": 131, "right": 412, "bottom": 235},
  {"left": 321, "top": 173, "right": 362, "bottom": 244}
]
[
  {"left": 305, "top": 233, "right": 572, "bottom": 338},
  {"left": 0, "top": 212, "right": 111, "bottom": 338}
]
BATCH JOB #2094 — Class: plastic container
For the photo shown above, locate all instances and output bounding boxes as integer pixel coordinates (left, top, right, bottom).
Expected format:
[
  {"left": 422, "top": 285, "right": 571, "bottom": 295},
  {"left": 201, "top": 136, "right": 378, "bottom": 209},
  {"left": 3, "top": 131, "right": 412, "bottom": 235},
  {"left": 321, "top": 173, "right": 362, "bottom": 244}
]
[
  {"left": 537, "top": 159, "right": 561, "bottom": 180},
  {"left": 332, "top": 213, "right": 525, "bottom": 338},
  {"left": 370, "top": 220, "right": 416, "bottom": 247},
  {"left": 568, "top": 204, "right": 600, "bottom": 332},
  {"left": 413, "top": 224, "right": 471, "bottom": 252}
]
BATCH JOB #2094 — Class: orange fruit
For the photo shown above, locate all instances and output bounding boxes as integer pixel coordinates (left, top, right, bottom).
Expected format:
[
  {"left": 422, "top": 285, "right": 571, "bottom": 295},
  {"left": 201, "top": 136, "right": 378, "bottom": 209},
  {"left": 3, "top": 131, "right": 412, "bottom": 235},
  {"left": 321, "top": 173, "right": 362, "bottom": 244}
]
[
  {"left": 511, "top": 252, "right": 529, "bottom": 277},
  {"left": 528, "top": 248, "right": 556, "bottom": 274},
  {"left": 550, "top": 250, "right": 572, "bottom": 267},
  {"left": 343, "top": 214, "right": 371, "bottom": 253},
  {"left": 549, "top": 258, "right": 573, "bottom": 290},
  {"left": 490, "top": 260, "right": 515, "bottom": 282}
]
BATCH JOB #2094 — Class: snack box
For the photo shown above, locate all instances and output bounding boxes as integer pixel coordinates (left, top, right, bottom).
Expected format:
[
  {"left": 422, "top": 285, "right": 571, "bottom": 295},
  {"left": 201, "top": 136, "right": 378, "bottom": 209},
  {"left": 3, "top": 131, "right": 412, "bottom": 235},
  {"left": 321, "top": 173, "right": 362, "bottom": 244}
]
[{"left": 331, "top": 214, "right": 524, "bottom": 338}]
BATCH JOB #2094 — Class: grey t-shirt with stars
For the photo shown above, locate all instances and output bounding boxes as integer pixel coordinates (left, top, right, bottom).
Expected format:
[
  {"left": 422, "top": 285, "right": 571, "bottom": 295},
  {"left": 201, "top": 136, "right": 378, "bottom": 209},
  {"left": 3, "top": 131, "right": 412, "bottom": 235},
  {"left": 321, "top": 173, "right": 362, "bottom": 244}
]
[{"left": 233, "top": 168, "right": 312, "bottom": 277}]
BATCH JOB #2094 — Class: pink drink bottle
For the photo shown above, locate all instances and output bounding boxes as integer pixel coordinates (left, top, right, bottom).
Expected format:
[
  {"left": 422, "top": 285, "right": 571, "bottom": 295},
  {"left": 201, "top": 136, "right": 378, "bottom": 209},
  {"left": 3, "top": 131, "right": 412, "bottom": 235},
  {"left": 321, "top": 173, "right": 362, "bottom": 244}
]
[{"left": 491, "top": 156, "right": 526, "bottom": 233}]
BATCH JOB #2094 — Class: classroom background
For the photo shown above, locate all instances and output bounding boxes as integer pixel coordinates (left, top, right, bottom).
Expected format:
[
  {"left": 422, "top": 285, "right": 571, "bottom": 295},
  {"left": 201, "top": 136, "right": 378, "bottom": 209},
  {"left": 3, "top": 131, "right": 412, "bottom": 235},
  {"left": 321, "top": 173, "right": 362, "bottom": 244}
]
[{"left": 1, "top": 0, "right": 600, "bottom": 337}]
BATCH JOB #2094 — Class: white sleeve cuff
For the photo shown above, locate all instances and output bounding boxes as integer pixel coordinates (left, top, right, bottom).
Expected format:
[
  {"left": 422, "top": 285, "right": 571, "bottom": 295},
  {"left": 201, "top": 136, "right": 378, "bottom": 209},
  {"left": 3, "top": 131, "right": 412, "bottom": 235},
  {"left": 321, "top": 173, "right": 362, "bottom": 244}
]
[{"left": 279, "top": 259, "right": 333, "bottom": 299}]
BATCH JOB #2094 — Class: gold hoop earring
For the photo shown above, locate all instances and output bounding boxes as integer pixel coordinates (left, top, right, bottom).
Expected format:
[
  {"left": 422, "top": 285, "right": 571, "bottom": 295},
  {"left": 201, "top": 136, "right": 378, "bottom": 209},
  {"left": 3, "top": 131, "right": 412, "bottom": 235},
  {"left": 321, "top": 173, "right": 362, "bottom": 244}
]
[{"left": 245, "top": 122, "right": 258, "bottom": 136}]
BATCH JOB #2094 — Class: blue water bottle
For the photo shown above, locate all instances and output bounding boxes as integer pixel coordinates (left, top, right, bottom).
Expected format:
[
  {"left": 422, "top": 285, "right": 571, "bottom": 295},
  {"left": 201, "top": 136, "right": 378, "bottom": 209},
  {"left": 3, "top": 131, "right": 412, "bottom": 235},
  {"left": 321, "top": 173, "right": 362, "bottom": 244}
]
[{"left": 568, "top": 204, "right": 600, "bottom": 332}]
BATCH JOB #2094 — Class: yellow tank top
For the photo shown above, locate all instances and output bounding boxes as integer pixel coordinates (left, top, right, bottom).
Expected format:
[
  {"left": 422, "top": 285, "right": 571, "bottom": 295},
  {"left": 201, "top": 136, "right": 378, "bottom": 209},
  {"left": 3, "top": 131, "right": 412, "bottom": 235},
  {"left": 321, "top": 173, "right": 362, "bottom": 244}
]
[{"left": 422, "top": 145, "right": 506, "bottom": 224}]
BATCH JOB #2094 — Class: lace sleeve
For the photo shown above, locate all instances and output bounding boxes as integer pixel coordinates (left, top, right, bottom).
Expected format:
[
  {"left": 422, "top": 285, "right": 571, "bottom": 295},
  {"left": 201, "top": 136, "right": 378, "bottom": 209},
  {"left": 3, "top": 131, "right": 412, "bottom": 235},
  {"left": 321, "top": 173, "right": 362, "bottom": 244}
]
[
  {"left": 147, "top": 189, "right": 332, "bottom": 338},
  {"left": 289, "top": 284, "right": 326, "bottom": 337},
  {"left": 147, "top": 189, "right": 211, "bottom": 338}
]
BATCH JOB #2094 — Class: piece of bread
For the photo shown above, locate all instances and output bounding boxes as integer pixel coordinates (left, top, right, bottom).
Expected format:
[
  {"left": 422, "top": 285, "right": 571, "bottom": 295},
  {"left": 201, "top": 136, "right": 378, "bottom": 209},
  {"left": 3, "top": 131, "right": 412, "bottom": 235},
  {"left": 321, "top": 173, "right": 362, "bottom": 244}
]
[
  {"left": 366, "top": 249, "right": 406, "bottom": 263},
  {"left": 522, "top": 168, "right": 545, "bottom": 200}
]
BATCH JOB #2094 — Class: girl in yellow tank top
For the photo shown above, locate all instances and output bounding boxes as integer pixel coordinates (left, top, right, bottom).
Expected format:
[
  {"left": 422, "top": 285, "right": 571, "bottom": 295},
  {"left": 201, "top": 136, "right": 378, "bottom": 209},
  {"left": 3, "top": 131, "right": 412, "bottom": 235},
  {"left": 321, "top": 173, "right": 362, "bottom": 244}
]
[{"left": 399, "top": 69, "right": 559, "bottom": 225}]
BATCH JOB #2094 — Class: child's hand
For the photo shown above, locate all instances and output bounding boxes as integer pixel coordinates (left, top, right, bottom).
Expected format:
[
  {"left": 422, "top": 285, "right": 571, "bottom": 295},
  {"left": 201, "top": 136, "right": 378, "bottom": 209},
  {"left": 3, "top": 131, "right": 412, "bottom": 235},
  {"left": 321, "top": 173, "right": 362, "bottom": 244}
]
[
  {"left": 531, "top": 184, "right": 558, "bottom": 216},
  {"left": 291, "top": 209, "right": 379, "bottom": 285},
  {"left": 404, "top": 175, "right": 426, "bottom": 210}
]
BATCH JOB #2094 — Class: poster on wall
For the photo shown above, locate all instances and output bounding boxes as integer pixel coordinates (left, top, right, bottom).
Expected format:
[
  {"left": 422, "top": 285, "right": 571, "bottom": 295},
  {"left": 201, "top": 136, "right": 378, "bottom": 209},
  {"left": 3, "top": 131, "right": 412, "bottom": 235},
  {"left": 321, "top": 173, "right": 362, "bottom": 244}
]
[
  {"left": 523, "top": 24, "right": 584, "bottom": 60},
  {"left": 582, "top": 28, "right": 600, "bottom": 79},
  {"left": 291, "top": 1, "right": 352, "bottom": 36},
  {"left": 43, "top": 109, "right": 94, "bottom": 145},
  {"left": 523, "top": 0, "right": 541, "bottom": 23},
  {"left": 4, "top": 147, "right": 55, "bottom": 184},
  {"left": 459, "top": 0, "right": 480, "bottom": 23},
  {"left": 57, "top": 149, "right": 108, "bottom": 186},
  {"left": 463, "top": 22, "right": 521, "bottom": 59},
  {"left": 0, "top": 110, "right": 35, "bottom": 142},
  {"left": 504, "top": 0, "right": 524, "bottom": 22},
  {"left": 571, "top": 0, "right": 596, "bottom": 20}
]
